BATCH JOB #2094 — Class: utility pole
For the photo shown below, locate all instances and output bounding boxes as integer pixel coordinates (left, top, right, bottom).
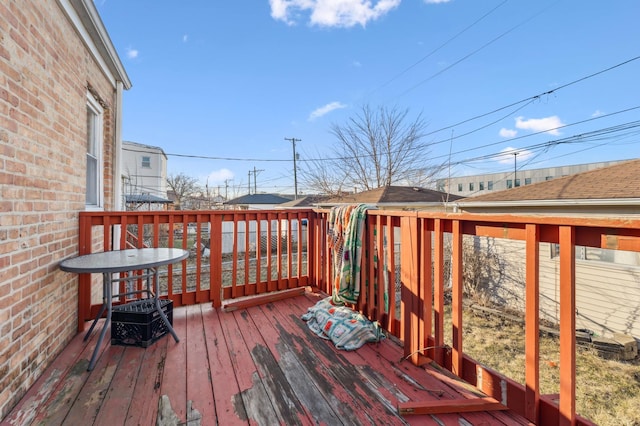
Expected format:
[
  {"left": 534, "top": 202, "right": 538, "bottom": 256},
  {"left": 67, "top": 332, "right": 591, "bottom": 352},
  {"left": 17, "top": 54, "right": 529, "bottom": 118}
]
[
  {"left": 250, "top": 166, "right": 264, "bottom": 194},
  {"left": 248, "top": 170, "right": 251, "bottom": 194},
  {"left": 224, "top": 179, "right": 230, "bottom": 200},
  {"left": 513, "top": 151, "right": 519, "bottom": 187},
  {"left": 284, "top": 137, "right": 301, "bottom": 199}
]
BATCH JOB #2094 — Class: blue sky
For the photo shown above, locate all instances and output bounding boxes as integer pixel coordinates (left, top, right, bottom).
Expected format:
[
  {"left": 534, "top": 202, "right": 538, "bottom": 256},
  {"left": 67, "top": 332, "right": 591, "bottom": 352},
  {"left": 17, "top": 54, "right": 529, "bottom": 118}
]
[{"left": 95, "top": 0, "right": 640, "bottom": 196}]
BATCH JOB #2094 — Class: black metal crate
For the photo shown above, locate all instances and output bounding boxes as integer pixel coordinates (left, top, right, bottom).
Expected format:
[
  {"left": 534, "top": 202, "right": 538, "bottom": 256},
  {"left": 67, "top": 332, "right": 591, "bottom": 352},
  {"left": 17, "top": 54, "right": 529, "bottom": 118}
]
[{"left": 111, "top": 298, "right": 173, "bottom": 348}]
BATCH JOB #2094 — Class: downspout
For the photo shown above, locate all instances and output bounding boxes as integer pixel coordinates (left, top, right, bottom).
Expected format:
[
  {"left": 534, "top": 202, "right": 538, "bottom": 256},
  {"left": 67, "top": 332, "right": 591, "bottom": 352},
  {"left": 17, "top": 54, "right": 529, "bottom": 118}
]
[
  {"left": 112, "top": 80, "right": 124, "bottom": 249},
  {"left": 114, "top": 80, "right": 124, "bottom": 211}
]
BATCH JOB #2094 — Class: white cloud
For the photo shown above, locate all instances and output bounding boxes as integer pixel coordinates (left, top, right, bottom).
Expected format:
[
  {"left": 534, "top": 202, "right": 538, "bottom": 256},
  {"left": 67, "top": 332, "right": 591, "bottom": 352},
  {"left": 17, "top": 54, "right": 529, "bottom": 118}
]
[
  {"left": 499, "top": 128, "right": 517, "bottom": 138},
  {"left": 591, "top": 109, "right": 604, "bottom": 118},
  {"left": 205, "top": 168, "right": 234, "bottom": 184},
  {"left": 515, "top": 115, "right": 565, "bottom": 135},
  {"left": 308, "top": 101, "right": 347, "bottom": 121},
  {"left": 182, "top": 34, "right": 189, "bottom": 43},
  {"left": 424, "top": 0, "right": 451, "bottom": 3},
  {"left": 126, "top": 47, "right": 139, "bottom": 59},
  {"left": 496, "top": 147, "right": 533, "bottom": 165},
  {"left": 269, "top": 0, "right": 401, "bottom": 28}
]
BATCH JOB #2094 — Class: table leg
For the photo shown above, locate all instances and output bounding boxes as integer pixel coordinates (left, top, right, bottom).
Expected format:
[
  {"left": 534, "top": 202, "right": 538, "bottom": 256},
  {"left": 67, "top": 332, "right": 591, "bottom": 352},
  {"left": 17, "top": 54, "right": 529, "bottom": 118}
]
[
  {"left": 152, "top": 267, "right": 179, "bottom": 343},
  {"left": 84, "top": 277, "right": 108, "bottom": 342},
  {"left": 87, "top": 272, "right": 113, "bottom": 371}
]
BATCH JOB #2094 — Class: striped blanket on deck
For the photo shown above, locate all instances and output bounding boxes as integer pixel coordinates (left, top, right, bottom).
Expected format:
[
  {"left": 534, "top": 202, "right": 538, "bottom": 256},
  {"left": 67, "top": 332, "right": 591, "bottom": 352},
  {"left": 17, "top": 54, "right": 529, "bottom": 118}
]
[{"left": 301, "top": 297, "right": 384, "bottom": 350}]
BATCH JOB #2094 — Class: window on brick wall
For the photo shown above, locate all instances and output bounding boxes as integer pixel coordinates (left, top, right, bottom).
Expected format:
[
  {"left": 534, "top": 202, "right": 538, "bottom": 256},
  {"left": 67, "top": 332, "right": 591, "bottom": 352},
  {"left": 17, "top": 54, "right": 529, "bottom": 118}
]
[{"left": 86, "top": 94, "right": 104, "bottom": 209}]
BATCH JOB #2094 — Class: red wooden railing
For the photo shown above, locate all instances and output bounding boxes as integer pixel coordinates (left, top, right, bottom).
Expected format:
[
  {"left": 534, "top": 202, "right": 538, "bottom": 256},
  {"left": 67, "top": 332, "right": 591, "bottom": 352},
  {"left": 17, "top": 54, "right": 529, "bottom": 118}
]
[
  {"left": 77, "top": 209, "right": 315, "bottom": 318},
  {"left": 77, "top": 208, "right": 640, "bottom": 425}
]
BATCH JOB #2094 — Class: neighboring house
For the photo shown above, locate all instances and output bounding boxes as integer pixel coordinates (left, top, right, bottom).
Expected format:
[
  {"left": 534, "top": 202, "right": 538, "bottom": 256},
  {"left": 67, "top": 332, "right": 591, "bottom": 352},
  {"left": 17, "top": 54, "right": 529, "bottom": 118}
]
[
  {"left": 225, "top": 193, "right": 293, "bottom": 210},
  {"left": 318, "top": 186, "right": 463, "bottom": 211},
  {"left": 277, "top": 194, "right": 333, "bottom": 208},
  {"left": 455, "top": 159, "right": 640, "bottom": 342},
  {"left": 0, "top": 1, "right": 130, "bottom": 419},
  {"left": 122, "top": 141, "right": 171, "bottom": 210},
  {"left": 437, "top": 159, "right": 625, "bottom": 198}
]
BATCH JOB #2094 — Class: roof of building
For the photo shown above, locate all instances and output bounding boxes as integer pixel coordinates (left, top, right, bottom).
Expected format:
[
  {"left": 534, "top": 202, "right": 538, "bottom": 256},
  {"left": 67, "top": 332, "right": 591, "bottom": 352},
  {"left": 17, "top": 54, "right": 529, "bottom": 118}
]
[
  {"left": 225, "top": 193, "right": 293, "bottom": 205},
  {"left": 461, "top": 158, "right": 640, "bottom": 203},
  {"left": 278, "top": 195, "right": 333, "bottom": 208},
  {"left": 322, "top": 186, "right": 464, "bottom": 205}
]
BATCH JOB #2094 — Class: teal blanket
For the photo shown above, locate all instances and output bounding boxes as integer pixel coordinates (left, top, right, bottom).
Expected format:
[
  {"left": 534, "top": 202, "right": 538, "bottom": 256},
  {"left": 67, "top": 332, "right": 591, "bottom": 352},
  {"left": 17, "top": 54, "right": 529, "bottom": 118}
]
[{"left": 301, "top": 297, "right": 384, "bottom": 350}]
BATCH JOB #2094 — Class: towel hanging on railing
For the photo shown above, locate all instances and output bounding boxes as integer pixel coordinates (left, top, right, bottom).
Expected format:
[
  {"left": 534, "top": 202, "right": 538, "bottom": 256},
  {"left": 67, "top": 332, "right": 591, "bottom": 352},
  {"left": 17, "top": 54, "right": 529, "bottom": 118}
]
[{"left": 327, "top": 204, "right": 368, "bottom": 305}]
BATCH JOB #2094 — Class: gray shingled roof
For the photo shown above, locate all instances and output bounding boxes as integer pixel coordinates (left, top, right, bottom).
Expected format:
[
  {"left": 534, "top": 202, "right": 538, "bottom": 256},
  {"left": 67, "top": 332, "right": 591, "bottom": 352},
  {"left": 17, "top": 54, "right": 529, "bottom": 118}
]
[
  {"left": 225, "top": 193, "right": 293, "bottom": 205},
  {"left": 323, "top": 186, "right": 463, "bottom": 204},
  {"left": 278, "top": 195, "right": 333, "bottom": 208},
  {"left": 461, "top": 158, "right": 640, "bottom": 203}
]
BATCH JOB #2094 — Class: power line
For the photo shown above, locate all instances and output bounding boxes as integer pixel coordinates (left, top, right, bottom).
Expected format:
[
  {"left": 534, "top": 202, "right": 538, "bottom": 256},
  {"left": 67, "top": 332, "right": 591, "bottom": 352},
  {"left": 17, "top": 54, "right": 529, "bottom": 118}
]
[
  {"left": 160, "top": 57, "right": 640, "bottom": 166},
  {"left": 394, "top": 1, "right": 561, "bottom": 99},
  {"left": 367, "top": 0, "right": 510, "bottom": 97},
  {"left": 284, "top": 137, "right": 301, "bottom": 199}
]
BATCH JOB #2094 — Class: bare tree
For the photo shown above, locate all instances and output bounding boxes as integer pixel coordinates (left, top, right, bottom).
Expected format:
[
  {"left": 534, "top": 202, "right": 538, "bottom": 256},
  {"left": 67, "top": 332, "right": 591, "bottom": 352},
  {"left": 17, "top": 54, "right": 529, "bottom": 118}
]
[
  {"left": 302, "top": 105, "right": 443, "bottom": 194},
  {"left": 167, "top": 173, "right": 199, "bottom": 209},
  {"left": 299, "top": 148, "right": 349, "bottom": 197}
]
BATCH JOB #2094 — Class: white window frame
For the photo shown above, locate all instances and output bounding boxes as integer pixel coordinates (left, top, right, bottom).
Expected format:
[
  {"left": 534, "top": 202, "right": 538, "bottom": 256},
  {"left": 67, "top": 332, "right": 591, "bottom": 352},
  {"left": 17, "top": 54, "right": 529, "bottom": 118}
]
[
  {"left": 141, "top": 155, "right": 151, "bottom": 168},
  {"left": 86, "top": 94, "right": 104, "bottom": 210}
]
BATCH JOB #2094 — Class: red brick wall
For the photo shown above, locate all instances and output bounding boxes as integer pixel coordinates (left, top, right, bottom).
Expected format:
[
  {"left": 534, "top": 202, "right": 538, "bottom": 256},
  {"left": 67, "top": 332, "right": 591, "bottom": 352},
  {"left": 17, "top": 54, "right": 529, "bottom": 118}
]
[{"left": 0, "top": 1, "right": 119, "bottom": 418}]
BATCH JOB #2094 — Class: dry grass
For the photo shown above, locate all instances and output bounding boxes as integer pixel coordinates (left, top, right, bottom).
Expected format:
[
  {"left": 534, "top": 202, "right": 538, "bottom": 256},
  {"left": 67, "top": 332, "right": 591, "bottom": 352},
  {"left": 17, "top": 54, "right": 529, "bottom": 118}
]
[{"left": 444, "top": 305, "right": 640, "bottom": 426}]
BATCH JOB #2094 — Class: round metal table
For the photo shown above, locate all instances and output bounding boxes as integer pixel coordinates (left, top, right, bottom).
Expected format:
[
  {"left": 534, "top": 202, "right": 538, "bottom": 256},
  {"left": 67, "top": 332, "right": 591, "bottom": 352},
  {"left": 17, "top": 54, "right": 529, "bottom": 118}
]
[{"left": 60, "top": 248, "right": 189, "bottom": 371}]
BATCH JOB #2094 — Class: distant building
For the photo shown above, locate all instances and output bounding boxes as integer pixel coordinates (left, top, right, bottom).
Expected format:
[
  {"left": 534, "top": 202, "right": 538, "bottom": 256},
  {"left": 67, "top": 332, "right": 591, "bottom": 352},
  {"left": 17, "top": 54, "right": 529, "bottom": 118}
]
[
  {"left": 225, "top": 193, "right": 293, "bottom": 210},
  {"left": 456, "top": 159, "right": 640, "bottom": 342},
  {"left": 122, "top": 141, "right": 171, "bottom": 210},
  {"left": 437, "top": 160, "right": 626, "bottom": 197},
  {"left": 317, "top": 186, "right": 463, "bottom": 212}
]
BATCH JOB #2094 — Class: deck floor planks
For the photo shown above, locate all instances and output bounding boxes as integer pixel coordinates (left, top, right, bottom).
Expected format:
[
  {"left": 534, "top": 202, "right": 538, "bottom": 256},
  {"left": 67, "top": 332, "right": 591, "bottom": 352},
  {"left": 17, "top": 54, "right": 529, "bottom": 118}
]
[
  {"left": 123, "top": 332, "right": 169, "bottom": 426},
  {"left": 4, "top": 293, "right": 532, "bottom": 426},
  {"left": 159, "top": 303, "right": 188, "bottom": 423},
  {"left": 287, "top": 293, "right": 498, "bottom": 426},
  {"left": 248, "top": 302, "right": 345, "bottom": 425},
  {"left": 199, "top": 303, "right": 246, "bottom": 425},
  {"left": 2, "top": 326, "right": 91, "bottom": 426},
  {"left": 185, "top": 304, "right": 216, "bottom": 423},
  {"left": 30, "top": 327, "right": 112, "bottom": 425},
  {"left": 267, "top": 296, "right": 413, "bottom": 425},
  {"left": 60, "top": 343, "right": 125, "bottom": 425},
  {"left": 235, "top": 306, "right": 317, "bottom": 425},
  {"left": 220, "top": 305, "right": 280, "bottom": 424},
  {"left": 93, "top": 343, "right": 145, "bottom": 426}
]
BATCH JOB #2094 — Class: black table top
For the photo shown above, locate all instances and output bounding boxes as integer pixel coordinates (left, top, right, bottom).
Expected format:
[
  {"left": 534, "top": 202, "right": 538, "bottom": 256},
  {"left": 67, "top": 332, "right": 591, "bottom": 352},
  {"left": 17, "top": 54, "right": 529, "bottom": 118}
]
[{"left": 59, "top": 248, "right": 189, "bottom": 274}]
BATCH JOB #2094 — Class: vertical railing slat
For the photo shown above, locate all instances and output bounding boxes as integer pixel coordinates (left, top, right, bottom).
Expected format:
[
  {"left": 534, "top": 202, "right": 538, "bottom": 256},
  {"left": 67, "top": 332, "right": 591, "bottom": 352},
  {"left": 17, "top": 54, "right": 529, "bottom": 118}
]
[
  {"left": 451, "top": 220, "right": 464, "bottom": 377},
  {"left": 400, "top": 215, "right": 419, "bottom": 363},
  {"left": 525, "top": 224, "right": 540, "bottom": 423},
  {"left": 420, "top": 218, "right": 433, "bottom": 360},
  {"left": 559, "top": 225, "right": 576, "bottom": 425},
  {"left": 433, "top": 218, "right": 445, "bottom": 365}
]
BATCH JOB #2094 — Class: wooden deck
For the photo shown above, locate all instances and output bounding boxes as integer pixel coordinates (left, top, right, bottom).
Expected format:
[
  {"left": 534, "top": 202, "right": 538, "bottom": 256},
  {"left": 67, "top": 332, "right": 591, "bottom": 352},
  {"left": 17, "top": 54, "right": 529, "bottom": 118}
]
[{"left": 5, "top": 290, "right": 531, "bottom": 425}]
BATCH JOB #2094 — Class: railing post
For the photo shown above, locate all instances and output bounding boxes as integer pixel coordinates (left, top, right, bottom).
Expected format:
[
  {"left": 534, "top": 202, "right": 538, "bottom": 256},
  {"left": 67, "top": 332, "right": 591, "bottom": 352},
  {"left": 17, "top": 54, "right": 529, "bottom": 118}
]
[
  {"left": 451, "top": 220, "right": 463, "bottom": 378},
  {"left": 525, "top": 224, "right": 540, "bottom": 423},
  {"left": 77, "top": 214, "right": 92, "bottom": 332},
  {"left": 559, "top": 225, "right": 576, "bottom": 425},
  {"left": 433, "top": 218, "right": 445, "bottom": 365},
  {"left": 420, "top": 218, "right": 433, "bottom": 362},
  {"left": 400, "top": 215, "right": 420, "bottom": 364},
  {"left": 210, "top": 213, "right": 223, "bottom": 308}
]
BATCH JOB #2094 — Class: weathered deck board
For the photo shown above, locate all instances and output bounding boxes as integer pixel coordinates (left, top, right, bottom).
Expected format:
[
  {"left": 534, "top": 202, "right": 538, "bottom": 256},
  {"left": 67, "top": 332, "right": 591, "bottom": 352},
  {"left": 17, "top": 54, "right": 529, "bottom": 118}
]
[
  {"left": 185, "top": 304, "right": 215, "bottom": 423},
  {"left": 200, "top": 304, "right": 244, "bottom": 425},
  {"left": 159, "top": 304, "right": 188, "bottom": 422},
  {"left": 4, "top": 291, "right": 531, "bottom": 425}
]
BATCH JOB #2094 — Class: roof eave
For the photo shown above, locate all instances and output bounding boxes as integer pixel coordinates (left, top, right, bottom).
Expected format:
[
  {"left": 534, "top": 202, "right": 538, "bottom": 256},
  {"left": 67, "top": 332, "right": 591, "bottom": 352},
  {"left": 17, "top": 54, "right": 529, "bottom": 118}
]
[{"left": 456, "top": 198, "right": 640, "bottom": 208}]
